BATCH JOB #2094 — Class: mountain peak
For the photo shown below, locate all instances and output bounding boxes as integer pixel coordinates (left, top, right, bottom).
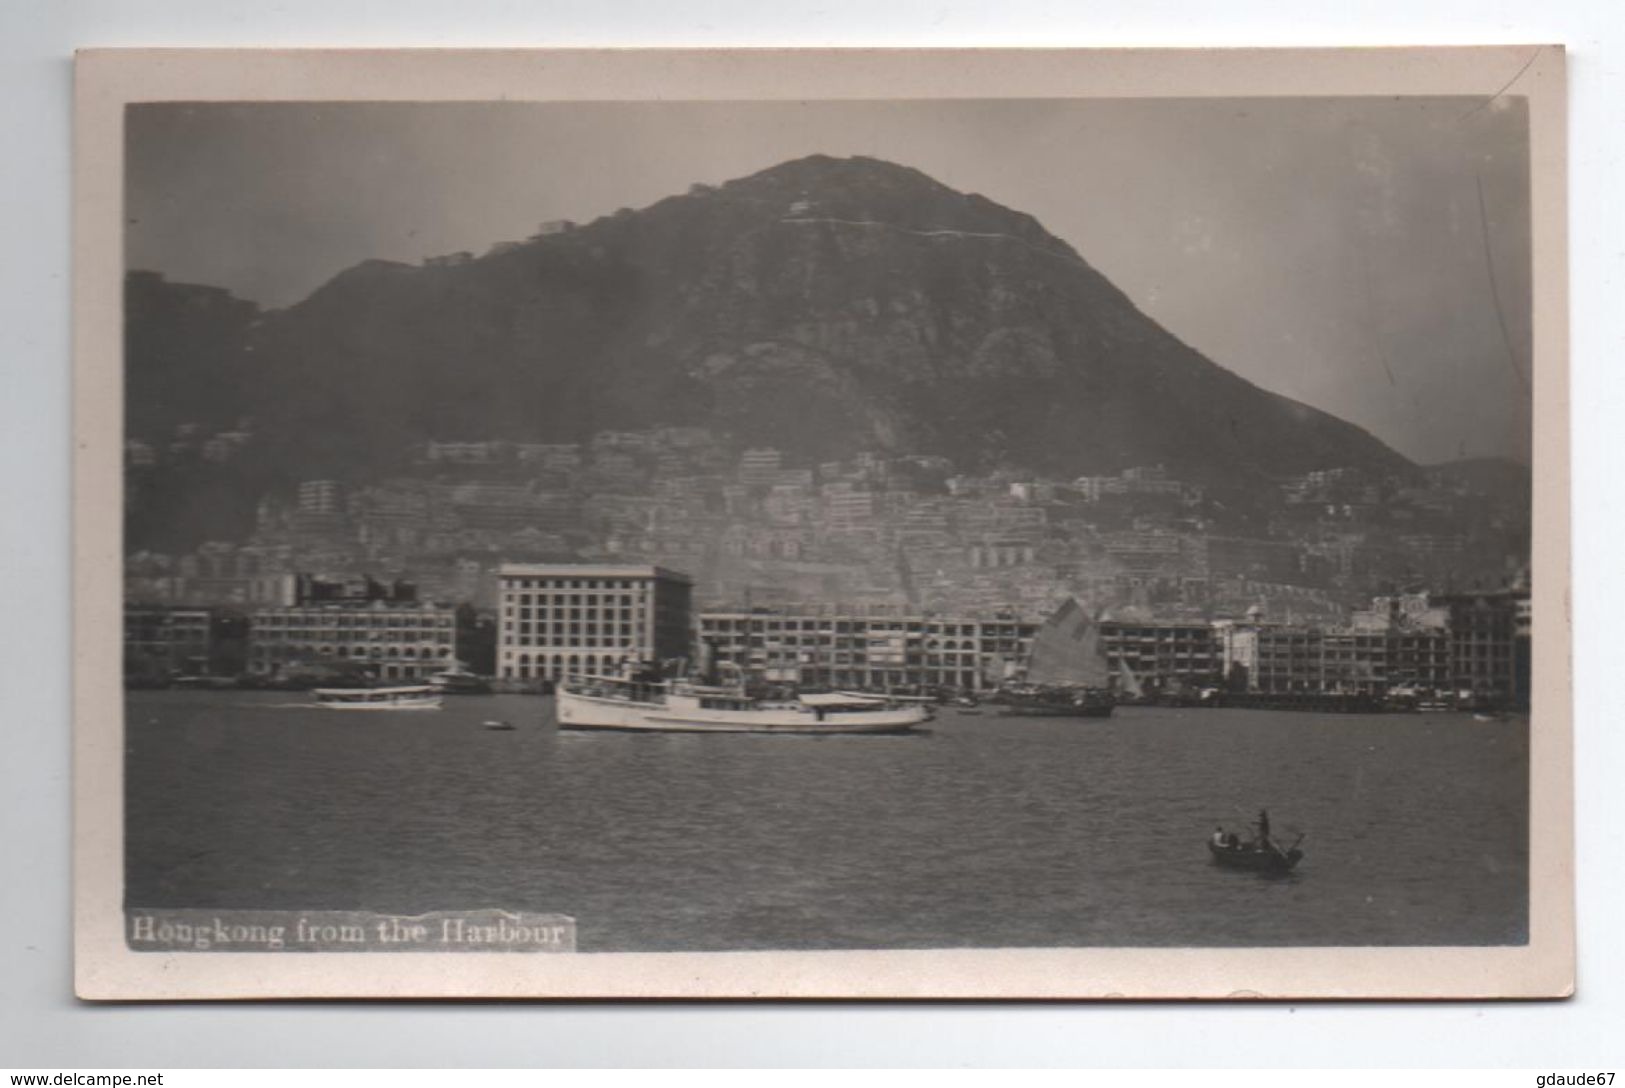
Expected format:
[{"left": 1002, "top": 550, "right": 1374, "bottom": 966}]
[
  {"left": 725, "top": 153, "right": 948, "bottom": 195},
  {"left": 690, "top": 153, "right": 1075, "bottom": 260},
  {"left": 129, "top": 154, "right": 1413, "bottom": 488}
]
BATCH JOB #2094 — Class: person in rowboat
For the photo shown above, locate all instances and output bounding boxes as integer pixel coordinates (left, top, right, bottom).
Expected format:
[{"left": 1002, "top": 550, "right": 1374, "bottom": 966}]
[
  {"left": 1211, "top": 826, "right": 1227, "bottom": 848},
  {"left": 1256, "top": 809, "right": 1272, "bottom": 850}
]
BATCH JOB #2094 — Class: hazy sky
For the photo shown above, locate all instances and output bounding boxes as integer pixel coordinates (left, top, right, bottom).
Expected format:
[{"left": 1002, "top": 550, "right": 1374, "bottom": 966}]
[{"left": 126, "top": 98, "right": 1531, "bottom": 465}]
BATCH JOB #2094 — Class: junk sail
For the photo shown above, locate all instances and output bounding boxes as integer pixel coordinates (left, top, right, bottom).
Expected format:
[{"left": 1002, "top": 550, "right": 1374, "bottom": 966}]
[
  {"left": 1024, "top": 598, "right": 1110, "bottom": 687},
  {"left": 1119, "top": 660, "right": 1144, "bottom": 701},
  {"left": 991, "top": 598, "right": 1116, "bottom": 717}
]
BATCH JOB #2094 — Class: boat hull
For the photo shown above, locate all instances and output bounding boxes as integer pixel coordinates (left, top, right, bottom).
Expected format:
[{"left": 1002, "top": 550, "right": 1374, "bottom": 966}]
[
  {"left": 991, "top": 687, "right": 1116, "bottom": 718},
  {"left": 313, "top": 686, "right": 444, "bottom": 710},
  {"left": 998, "top": 702, "right": 1115, "bottom": 718},
  {"left": 1208, "top": 842, "right": 1303, "bottom": 872},
  {"left": 555, "top": 684, "right": 926, "bottom": 734}
]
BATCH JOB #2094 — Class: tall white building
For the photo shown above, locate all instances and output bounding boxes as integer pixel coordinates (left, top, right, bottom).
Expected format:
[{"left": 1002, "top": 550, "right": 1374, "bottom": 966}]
[{"left": 495, "top": 564, "right": 693, "bottom": 681}]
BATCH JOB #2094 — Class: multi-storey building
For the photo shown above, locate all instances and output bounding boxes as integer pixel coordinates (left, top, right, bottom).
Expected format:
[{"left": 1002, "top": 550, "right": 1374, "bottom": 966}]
[
  {"left": 297, "top": 479, "right": 342, "bottom": 516},
  {"left": 823, "top": 484, "right": 876, "bottom": 529},
  {"left": 1218, "top": 606, "right": 1464, "bottom": 699},
  {"left": 696, "top": 610, "right": 1037, "bottom": 692},
  {"left": 247, "top": 599, "right": 458, "bottom": 681},
  {"left": 1248, "top": 626, "right": 1324, "bottom": 693},
  {"left": 1098, "top": 621, "right": 1221, "bottom": 690},
  {"left": 1436, "top": 590, "right": 1524, "bottom": 705},
  {"left": 495, "top": 564, "right": 694, "bottom": 682},
  {"left": 125, "top": 606, "right": 213, "bottom": 675},
  {"left": 1385, "top": 628, "right": 1452, "bottom": 691},
  {"left": 1318, "top": 629, "right": 1391, "bottom": 695},
  {"left": 738, "top": 447, "right": 784, "bottom": 485},
  {"left": 1075, "top": 466, "right": 1186, "bottom": 502}
]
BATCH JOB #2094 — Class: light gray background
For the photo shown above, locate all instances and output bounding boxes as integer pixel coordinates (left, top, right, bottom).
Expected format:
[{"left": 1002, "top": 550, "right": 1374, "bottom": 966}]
[{"left": 3, "top": 1, "right": 1620, "bottom": 1068}]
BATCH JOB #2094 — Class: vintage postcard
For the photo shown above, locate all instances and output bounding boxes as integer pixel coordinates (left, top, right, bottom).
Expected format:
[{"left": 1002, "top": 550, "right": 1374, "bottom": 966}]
[{"left": 74, "top": 47, "right": 1571, "bottom": 999}]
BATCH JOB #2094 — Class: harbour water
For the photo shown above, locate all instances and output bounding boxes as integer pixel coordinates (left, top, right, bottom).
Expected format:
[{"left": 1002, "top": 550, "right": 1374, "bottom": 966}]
[{"left": 126, "top": 692, "right": 1528, "bottom": 951}]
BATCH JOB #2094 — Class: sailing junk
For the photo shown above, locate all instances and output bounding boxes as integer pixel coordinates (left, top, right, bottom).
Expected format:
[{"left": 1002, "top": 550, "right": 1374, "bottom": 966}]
[{"left": 991, "top": 599, "right": 1116, "bottom": 718}]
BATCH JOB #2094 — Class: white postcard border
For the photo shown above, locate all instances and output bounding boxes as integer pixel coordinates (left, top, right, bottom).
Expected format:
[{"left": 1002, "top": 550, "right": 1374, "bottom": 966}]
[{"left": 73, "top": 45, "right": 1572, "bottom": 1000}]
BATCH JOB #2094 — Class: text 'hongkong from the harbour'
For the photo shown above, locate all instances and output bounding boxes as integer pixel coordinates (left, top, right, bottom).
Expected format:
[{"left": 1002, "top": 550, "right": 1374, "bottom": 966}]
[{"left": 126, "top": 908, "right": 576, "bottom": 952}]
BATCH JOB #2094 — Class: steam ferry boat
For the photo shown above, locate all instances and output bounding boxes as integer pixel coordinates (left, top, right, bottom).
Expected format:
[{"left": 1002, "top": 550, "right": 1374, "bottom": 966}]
[{"left": 555, "top": 675, "right": 930, "bottom": 734}]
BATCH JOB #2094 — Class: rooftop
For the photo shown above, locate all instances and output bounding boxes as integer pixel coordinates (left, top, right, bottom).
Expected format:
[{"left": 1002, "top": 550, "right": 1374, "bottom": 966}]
[{"left": 497, "top": 563, "right": 694, "bottom": 585}]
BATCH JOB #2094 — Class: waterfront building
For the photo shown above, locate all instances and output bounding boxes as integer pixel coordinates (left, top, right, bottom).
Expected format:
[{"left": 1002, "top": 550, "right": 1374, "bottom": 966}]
[
  {"left": 1513, "top": 591, "right": 1533, "bottom": 709},
  {"left": 495, "top": 563, "right": 694, "bottom": 681},
  {"left": 247, "top": 599, "right": 458, "bottom": 680},
  {"left": 1318, "top": 629, "right": 1392, "bottom": 695},
  {"left": 696, "top": 609, "right": 1037, "bottom": 692},
  {"left": 1249, "top": 625, "right": 1324, "bottom": 693},
  {"left": 1220, "top": 622, "right": 1390, "bottom": 694},
  {"left": 1435, "top": 590, "right": 1524, "bottom": 706},
  {"left": 1218, "top": 593, "right": 1467, "bottom": 699},
  {"left": 1386, "top": 627, "right": 1452, "bottom": 691},
  {"left": 1098, "top": 621, "right": 1221, "bottom": 690},
  {"left": 125, "top": 606, "right": 214, "bottom": 676},
  {"left": 1348, "top": 592, "right": 1452, "bottom": 692}
]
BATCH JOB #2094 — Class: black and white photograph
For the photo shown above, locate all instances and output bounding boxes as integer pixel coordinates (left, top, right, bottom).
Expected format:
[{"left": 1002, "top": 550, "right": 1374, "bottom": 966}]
[{"left": 74, "top": 47, "right": 1572, "bottom": 999}]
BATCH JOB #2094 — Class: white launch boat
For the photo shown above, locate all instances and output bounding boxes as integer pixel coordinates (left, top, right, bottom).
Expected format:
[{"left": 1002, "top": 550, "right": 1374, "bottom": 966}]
[
  {"left": 555, "top": 676, "right": 929, "bottom": 734},
  {"left": 312, "top": 685, "right": 444, "bottom": 710}
]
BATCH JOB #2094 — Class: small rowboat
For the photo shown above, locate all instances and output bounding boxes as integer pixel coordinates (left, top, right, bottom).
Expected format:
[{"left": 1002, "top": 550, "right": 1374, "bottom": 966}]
[{"left": 1208, "top": 836, "right": 1304, "bottom": 873}]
